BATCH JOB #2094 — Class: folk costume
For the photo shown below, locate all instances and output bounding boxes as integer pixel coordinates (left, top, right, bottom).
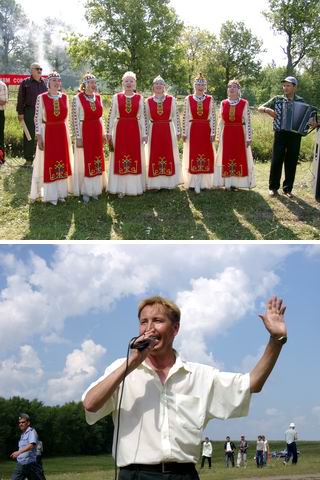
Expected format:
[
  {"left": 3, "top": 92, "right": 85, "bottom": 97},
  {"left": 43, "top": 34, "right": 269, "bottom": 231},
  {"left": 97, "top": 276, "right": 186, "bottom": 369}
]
[
  {"left": 313, "top": 127, "right": 320, "bottom": 201},
  {"left": 145, "top": 76, "right": 182, "bottom": 189},
  {"left": 215, "top": 82, "right": 255, "bottom": 189},
  {"left": 107, "top": 72, "right": 147, "bottom": 196},
  {"left": 72, "top": 74, "right": 107, "bottom": 201},
  {"left": 182, "top": 74, "right": 216, "bottom": 193},
  {"left": 30, "top": 73, "right": 73, "bottom": 204}
]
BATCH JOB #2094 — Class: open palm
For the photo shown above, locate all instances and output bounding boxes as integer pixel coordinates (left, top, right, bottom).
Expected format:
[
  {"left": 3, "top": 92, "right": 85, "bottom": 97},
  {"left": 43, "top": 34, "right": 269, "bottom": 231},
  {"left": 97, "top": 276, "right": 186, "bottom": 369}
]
[{"left": 259, "top": 296, "right": 287, "bottom": 338}]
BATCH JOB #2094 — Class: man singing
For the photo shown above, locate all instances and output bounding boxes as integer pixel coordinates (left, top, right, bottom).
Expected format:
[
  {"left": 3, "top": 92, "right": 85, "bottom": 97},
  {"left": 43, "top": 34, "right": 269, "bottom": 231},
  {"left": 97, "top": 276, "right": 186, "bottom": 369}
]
[{"left": 83, "top": 295, "right": 287, "bottom": 480}]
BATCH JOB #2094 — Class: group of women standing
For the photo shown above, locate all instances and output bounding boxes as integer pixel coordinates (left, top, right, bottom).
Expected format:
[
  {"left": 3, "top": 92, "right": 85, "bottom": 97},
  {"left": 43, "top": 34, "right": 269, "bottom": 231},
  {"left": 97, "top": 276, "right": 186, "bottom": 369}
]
[{"left": 30, "top": 71, "right": 255, "bottom": 205}]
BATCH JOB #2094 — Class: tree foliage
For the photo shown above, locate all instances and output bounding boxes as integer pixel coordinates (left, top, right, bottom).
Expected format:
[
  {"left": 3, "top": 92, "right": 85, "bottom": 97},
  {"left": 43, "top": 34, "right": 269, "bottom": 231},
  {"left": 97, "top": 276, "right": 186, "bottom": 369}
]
[
  {"left": 0, "top": 397, "right": 114, "bottom": 459},
  {"left": 263, "top": 0, "right": 320, "bottom": 75},
  {"left": 67, "top": 0, "right": 184, "bottom": 91},
  {"left": 0, "top": 0, "right": 38, "bottom": 72}
]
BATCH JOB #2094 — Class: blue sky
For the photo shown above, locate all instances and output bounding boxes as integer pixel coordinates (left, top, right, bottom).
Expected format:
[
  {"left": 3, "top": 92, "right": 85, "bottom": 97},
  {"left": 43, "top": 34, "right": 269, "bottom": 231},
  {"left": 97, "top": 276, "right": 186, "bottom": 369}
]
[{"left": 0, "top": 243, "right": 319, "bottom": 442}]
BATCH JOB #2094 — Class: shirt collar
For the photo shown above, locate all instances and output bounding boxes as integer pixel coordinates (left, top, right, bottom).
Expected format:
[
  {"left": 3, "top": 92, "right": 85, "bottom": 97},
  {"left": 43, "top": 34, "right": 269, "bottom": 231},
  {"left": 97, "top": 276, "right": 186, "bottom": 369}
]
[{"left": 141, "top": 350, "right": 192, "bottom": 375}]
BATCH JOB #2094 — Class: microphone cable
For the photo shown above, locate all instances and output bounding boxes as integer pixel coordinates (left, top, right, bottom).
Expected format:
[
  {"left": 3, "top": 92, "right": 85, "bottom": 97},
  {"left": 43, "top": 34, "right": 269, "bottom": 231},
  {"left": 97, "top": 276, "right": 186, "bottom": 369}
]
[{"left": 113, "top": 336, "right": 150, "bottom": 480}]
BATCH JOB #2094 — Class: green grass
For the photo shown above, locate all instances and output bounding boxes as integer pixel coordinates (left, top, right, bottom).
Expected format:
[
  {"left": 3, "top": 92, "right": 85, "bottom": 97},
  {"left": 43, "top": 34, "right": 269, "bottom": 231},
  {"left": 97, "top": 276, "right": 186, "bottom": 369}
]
[
  {"left": 0, "top": 442, "right": 319, "bottom": 480},
  {"left": 0, "top": 158, "right": 319, "bottom": 240}
]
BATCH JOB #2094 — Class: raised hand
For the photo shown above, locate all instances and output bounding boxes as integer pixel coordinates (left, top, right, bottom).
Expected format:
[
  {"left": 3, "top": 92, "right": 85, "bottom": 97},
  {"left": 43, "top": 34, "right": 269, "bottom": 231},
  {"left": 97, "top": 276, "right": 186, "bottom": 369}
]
[{"left": 258, "top": 296, "right": 287, "bottom": 339}]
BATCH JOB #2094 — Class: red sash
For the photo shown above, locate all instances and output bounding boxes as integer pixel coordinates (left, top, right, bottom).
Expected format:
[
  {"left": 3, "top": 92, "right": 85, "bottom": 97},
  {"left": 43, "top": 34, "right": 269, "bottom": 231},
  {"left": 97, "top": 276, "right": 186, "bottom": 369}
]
[
  {"left": 188, "top": 95, "right": 214, "bottom": 174},
  {"left": 114, "top": 93, "right": 142, "bottom": 175},
  {"left": 42, "top": 93, "right": 71, "bottom": 183},
  {"left": 221, "top": 99, "right": 248, "bottom": 177},
  {"left": 147, "top": 96, "right": 175, "bottom": 177},
  {"left": 79, "top": 93, "right": 105, "bottom": 177}
]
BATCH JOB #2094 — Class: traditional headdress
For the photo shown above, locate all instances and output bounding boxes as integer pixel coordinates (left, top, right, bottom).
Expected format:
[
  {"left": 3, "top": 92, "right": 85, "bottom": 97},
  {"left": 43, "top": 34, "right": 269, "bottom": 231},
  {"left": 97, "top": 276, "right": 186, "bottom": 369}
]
[
  {"left": 122, "top": 71, "right": 137, "bottom": 81},
  {"left": 194, "top": 73, "right": 207, "bottom": 86},
  {"left": 47, "top": 71, "right": 61, "bottom": 88},
  {"left": 79, "top": 73, "right": 97, "bottom": 92},
  {"left": 153, "top": 75, "right": 165, "bottom": 85},
  {"left": 228, "top": 79, "right": 241, "bottom": 89}
]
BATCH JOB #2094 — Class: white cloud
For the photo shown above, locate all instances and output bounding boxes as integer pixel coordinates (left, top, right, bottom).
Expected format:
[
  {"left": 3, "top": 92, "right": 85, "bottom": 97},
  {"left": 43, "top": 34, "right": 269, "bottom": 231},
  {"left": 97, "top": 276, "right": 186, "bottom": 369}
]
[
  {"left": 0, "top": 345, "right": 44, "bottom": 398},
  {"left": 266, "top": 408, "right": 281, "bottom": 417},
  {"left": 312, "top": 406, "right": 320, "bottom": 424},
  {"left": 175, "top": 266, "right": 279, "bottom": 363},
  {"left": 46, "top": 340, "right": 106, "bottom": 404}
]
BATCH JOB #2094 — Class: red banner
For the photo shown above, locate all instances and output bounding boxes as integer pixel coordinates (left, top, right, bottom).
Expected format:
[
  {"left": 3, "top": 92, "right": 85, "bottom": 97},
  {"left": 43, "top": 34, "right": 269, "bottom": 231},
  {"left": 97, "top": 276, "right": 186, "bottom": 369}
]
[{"left": 0, "top": 74, "right": 48, "bottom": 86}]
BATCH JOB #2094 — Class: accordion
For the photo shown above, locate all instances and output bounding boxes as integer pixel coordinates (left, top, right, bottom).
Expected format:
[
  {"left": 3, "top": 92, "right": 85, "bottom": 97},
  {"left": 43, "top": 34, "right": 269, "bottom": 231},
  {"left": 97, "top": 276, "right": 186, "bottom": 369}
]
[{"left": 274, "top": 100, "right": 317, "bottom": 136}]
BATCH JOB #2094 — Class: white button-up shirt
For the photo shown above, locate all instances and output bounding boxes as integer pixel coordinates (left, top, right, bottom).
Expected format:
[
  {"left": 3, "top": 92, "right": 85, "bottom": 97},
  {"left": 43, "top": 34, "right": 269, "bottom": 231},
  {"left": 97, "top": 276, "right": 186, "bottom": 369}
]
[
  {"left": 83, "top": 353, "right": 251, "bottom": 467},
  {"left": 0, "top": 81, "right": 8, "bottom": 110}
]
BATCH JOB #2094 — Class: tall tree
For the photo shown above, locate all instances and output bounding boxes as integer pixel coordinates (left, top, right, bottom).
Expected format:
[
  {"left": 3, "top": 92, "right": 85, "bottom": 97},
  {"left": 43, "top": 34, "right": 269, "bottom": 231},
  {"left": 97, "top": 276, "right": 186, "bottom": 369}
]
[
  {"left": 215, "top": 20, "right": 263, "bottom": 89},
  {"left": 0, "top": 0, "right": 38, "bottom": 72},
  {"left": 179, "top": 26, "right": 217, "bottom": 93},
  {"left": 67, "top": 0, "right": 184, "bottom": 90},
  {"left": 263, "top": 0, "right": 320, "bottom": 75}
]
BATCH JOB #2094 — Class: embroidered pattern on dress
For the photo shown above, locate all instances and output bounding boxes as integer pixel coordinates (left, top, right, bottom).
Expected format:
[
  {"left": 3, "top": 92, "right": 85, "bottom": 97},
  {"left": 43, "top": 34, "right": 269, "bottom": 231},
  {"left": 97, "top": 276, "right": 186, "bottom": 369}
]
[
  {"left": 53, "top": 98, "right": 60, "bottom": 117},
  {"left": 223, "top": 159, "right": 243, "bottom": 177},
  {"left": 119, "top": 155, "right": 138, "bottom": 174},
  {"left": 190, "top": 154, "right": 210, "bottom": 173},
  {"left": 152, "top": 157, "right": 173, "bottom": 177},
  {"left": 49, "top": 161, "right": 67, "bottom": 181},
  {"left": 125, "top": 97, "right": 132, "bottom": 114}
]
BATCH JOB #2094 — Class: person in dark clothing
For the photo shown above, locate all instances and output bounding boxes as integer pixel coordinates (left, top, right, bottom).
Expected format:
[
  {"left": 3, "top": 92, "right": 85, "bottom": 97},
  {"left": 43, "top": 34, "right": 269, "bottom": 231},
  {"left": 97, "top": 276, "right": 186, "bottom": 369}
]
[
  {"left": 258, "top": 76, "right": 308, "bottom": 198},
  {"left": 224, "top": 436, "right": 236, "bottom": 467},
  {"left": 16, "top": 62, "right": 47, "bottom": 166}
]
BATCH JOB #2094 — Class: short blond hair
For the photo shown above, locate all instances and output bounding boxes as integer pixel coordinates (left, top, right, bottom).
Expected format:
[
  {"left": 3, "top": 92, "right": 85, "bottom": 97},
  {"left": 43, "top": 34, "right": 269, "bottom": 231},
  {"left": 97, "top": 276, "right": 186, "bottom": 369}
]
[{"left": 138, "top": 296, "right": 180, "bottom": 324}]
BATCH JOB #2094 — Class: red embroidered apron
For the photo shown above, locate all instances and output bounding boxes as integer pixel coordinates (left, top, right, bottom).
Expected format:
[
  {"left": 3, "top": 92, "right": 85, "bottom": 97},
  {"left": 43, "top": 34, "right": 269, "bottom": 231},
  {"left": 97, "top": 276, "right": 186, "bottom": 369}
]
[
  {"left": 188, "top": 95, "right": 214, "bottom": 174},
  {"left": 42, "top": 93, "right": 71, "bottom": 183},
  {"left": 221, "top": 99, "right": 248, "bottom": 177},
  {"left": 147, "top": 96, "right": 175, "bottom": 177},
  {"left": 114, "top": 93, "right": 142, "bottom": 175},
  {"left": 79, "top": 92, "right": 105, "bottom": 177}
]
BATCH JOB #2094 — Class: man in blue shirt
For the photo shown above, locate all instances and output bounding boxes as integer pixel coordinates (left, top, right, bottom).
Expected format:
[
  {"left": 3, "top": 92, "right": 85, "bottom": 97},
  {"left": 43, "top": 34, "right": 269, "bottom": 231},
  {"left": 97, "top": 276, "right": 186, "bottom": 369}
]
[{"left": 10, "top": 413, "right": 45, "bottom": 480}]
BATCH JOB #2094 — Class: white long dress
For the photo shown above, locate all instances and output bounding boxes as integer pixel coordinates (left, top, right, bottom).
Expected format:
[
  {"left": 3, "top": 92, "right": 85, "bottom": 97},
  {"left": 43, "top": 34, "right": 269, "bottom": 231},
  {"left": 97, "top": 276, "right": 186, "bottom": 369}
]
[
  {"left": 106, "top": 92, "right": 147, "bottom": 196},
  {"left": 30, "top": 92, "right": 73, "bottom": 203},
  {"left": 72, "top": 94, "right": 107, "bottom": 197},
  {"left": 214, "top": 98, "right": 256, "bottom": 189},
  {"left": 312, "top": 128, "right": 320, "bottom": 198},
  {"left": 145, "top": 95, "right": 182, "bottom": 189},
  {"left": 182, "top": 94, "right": 216, "bottom": 190}
]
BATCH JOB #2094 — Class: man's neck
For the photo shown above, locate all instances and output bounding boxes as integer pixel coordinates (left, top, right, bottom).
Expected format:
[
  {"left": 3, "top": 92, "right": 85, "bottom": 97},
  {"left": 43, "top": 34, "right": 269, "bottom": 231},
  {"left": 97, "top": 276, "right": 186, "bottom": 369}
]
[{"left": 146, "top": 348, "right": 176, "bottom": 371}]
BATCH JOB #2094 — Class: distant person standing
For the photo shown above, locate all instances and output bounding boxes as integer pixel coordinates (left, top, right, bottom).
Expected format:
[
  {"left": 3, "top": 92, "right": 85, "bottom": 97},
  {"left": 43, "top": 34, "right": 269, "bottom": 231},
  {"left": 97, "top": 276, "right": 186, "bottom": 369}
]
[
  {"left": 256, "top": 435, "right": 264, "bottom": 468},
  {"left": 16, "top": 62, "right": 47, "bottom": 167},
  {"left": 284, "top": 422, "right": 298, "bottom": 465},
  {"left": 224, "top": 436, "right": 236, "bottom": 467},
  {"left": 262, "top": 435, "right": 269, "bottom": 465},
  {"left": 0, "top": 79, "right": 8, "bottom": 164},
  {"left": 236, "top": 434, "right": 248, "bottom": 468},
  {"left": 200, "top": 437, "right": 212, "bottom": 469},
  {"left": 10, "top": 413, "right": 44, "bottom": 479}
]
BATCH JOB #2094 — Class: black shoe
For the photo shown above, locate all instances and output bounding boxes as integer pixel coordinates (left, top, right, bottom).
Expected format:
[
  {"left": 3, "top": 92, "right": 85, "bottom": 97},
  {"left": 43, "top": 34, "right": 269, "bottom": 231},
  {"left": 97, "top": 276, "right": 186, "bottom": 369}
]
[
  {"left": 268, "top": 189, "right": 278, "bottom": 197},
  {"left": 283, "top": 191, "right": 293, "bottom": 198}
]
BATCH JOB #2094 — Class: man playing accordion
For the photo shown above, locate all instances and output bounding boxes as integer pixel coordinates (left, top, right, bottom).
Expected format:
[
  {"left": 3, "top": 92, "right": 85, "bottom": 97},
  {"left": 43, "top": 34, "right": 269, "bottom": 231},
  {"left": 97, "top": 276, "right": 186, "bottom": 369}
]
[{"left": 259, "top": 76, "right": 308, "bottom": 198}]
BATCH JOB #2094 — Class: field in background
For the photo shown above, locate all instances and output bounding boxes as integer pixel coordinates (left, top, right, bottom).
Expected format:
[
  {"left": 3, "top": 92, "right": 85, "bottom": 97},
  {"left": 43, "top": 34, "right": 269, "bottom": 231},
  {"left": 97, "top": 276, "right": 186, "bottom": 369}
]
[{"left": 0, "top": 441, "right": 319, "bottom": 480}]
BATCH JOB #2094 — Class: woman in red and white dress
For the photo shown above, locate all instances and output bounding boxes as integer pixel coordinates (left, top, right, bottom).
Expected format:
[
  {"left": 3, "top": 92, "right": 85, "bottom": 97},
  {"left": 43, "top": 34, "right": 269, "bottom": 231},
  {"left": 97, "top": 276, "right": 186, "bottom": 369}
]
[
  {"left": 30, "top": 72, "right": 73, "bottom": 205},
  {"left": 214, "top": 79, "right": 256, "bottom": 190},
  {"left": 182, "top": 73, "right": 216, "bottom": 193},
  {"left": 72, "top": 73, "right": 107, "bottom": 203},
  {"left": 106, "top": 71, "right": 147, "bottom": 197},
  {"left": 145, "top": 76, "right": 182, "bottom": 190}
]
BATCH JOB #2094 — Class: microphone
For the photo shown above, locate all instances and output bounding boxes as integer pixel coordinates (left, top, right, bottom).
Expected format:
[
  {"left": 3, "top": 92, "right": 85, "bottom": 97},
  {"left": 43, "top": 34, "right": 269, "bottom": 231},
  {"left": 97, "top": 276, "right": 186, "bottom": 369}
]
[{"left": 129, "top": 335, "right": 158, "bottom": 351}]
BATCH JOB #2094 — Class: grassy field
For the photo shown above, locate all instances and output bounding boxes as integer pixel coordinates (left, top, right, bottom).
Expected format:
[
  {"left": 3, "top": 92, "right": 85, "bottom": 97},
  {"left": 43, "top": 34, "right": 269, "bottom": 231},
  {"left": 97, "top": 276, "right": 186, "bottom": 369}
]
[
  {"left": 0, "top": 157, "right": 319, "bottom": 240},
  {"left": 0, "top": 441, "right": 319, "bottom": 479}
]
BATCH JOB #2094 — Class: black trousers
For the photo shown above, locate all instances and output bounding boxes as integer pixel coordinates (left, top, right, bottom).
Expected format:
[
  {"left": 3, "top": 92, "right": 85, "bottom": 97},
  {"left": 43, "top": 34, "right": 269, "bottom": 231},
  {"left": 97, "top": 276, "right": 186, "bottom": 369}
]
[
  {"left": 286, "top": 442, "right": 298, "bottom": 464},
  {"left": 119, "top": 467, "right": 199, "bottom": 480},
  {"left": 23, "top": 106, "right": 36, "bottom": 162},
  {"left": 200, "top": 455, "right": 211, "bottom": 468},
  {"left": 11, "top": 461, "right": 45, "bottom": 480},
  {"left": 269, "top": 130, "right": 302, "bottom": 193},
  {"left": 0, "top": 110, "right": 5, "bottom": 150}
]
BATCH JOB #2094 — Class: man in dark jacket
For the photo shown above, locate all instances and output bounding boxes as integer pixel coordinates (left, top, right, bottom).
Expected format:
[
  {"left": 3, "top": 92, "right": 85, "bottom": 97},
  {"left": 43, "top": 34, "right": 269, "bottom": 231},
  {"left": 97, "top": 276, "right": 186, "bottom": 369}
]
[
  {"left": 224, "top": 436, "right": 236, "bottom": 467},
  {"left": 16, "top": 62, "right": 47, "bottom": 166}
]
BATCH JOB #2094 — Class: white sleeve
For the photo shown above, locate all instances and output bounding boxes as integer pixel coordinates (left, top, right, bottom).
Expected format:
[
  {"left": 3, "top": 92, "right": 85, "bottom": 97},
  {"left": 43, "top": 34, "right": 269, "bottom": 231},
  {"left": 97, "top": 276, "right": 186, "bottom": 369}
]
[
  {"left": 145, "top": 99, "right": 151, "bottom": 136},
  {"left": 244, "top": 101, "right": 252, "bottom": 142},
  {"left": 34, "top": 95, "right": 43, "bottom": 135},
  {"left": 172, "top": 97, "right": 181, "bottom": 135},
  {"left": 182, "top": 96, "right": 190, "bottom": 137},
  {"left": 209, "top": 96, "right": 216, "bottom": 137},
  {"left": 106, "top": 94, "right": 117, "bottom": 136},
  {"left": 207, "top": 371, "right": 251, "bottom": 420},
  {"left": 139, "top": 95, "right": 148, "bottom": 137},
  {"left": 217, "top": 102, "right": 223, "bottom": 140},
  {"left": 72, "top": 96, "right": 82, "bottom": 139},
  {"left": 82, "top": 358, "right": 126, "bottom": 425}
]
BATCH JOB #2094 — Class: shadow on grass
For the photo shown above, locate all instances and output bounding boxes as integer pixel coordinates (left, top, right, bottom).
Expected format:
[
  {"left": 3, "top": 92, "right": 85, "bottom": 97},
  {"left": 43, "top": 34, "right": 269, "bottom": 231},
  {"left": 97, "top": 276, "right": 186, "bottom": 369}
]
[{"left": 276, "top": 194, "right": 320, "bottom": 238}]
